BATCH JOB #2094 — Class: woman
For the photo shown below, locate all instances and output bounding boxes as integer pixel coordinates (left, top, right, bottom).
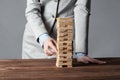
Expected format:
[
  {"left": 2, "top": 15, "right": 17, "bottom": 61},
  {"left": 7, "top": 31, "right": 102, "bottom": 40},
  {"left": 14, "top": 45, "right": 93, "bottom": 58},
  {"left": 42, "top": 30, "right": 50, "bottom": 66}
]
[{"left": 22, "top": 0, "right": 106, "bottom": 64}]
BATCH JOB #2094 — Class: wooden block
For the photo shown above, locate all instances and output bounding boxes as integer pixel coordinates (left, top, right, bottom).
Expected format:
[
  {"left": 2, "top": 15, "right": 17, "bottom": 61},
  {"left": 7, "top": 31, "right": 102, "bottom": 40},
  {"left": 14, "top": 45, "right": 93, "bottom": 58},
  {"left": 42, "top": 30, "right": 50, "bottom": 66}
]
[
  {"left": 57, "top": 65, "right": 72, "bottom": 68},
  {"left": 56, "top": 61, "right": 72, "bottom": 68},
  {"left": 57, "top": 53, "right": 72, "bottom": 56},
  {"left": 58, "top": 46, "right": 72, "bottom": 50},
  {"left": 56, "top": 57, "right": 72, "bottom": 61},
  {"left": 57, "top": 41, "right": 72, "bottom": 46},
  {"left": 58, "top": 56, "right": 72, "bottom": 60},
  {"left": 56, "top": 61, "right": 72, "bottom": 66},
  {"left": 56, "top": 60, "right": 72, "bottom": 66},
  {"left": 58, "top": 33, "right": 73, "bottom": 37},
  {"left": 57, "top": 38, "right": 72, "bottom": 42},
  {"left": 58, "top": 49, "right": 72, "bottom": 53}
]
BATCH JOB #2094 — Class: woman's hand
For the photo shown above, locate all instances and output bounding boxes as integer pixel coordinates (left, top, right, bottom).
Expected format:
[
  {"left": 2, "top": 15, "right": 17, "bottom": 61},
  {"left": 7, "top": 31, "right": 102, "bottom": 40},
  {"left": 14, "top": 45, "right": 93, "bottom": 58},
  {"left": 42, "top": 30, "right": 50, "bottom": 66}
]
[
  {"left": 77, "top": 56, "right": 106, "bottom": 64},
  {"left": 44, "top": 38, "right": 58, "bottom": 56}
]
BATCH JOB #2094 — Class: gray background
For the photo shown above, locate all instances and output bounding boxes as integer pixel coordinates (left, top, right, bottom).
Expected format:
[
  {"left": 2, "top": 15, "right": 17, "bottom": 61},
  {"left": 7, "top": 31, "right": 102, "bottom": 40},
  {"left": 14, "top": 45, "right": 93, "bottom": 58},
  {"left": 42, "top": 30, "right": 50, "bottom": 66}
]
[{"left": 0, "top": 0, "right": 120, "bottom": 59}]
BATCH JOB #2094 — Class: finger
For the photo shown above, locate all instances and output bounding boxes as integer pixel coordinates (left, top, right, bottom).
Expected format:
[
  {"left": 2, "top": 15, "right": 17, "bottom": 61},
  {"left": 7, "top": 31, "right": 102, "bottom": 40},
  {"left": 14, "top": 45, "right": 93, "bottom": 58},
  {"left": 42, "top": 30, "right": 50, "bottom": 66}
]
[
  {"left": 90, "top": 58, "right": 106, "bottom": 64},
  {"left": 45, "top": 48, "right": 54, "bottom": 56},
  {"left": 52, "top": 39, "right": 57, "bottom": 46},
  {"left": 49, "top": 42, "right": 57, "bottom": 53},
  {"left": 84, "top": 57, "right": 96, "bottom": 63},
  {"left": 44, "top": 44, "right": 54, "bottom": 56},
  {"left": 49, "top": 48, "right": 56, "bottom": 53},
  {"left": 51, "top": 39, "right": 58, "bottom": 50}
]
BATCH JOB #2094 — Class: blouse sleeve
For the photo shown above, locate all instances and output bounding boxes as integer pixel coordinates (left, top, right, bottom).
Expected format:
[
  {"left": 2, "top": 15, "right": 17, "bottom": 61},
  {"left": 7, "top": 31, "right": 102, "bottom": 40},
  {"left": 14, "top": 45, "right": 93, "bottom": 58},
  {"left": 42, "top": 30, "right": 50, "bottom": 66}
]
[
  {"left": 25, "top": 0, "right": 48, "bottom": 41},
  {"left": 74, "top": 0, "right": 90, "bottom": 53}
]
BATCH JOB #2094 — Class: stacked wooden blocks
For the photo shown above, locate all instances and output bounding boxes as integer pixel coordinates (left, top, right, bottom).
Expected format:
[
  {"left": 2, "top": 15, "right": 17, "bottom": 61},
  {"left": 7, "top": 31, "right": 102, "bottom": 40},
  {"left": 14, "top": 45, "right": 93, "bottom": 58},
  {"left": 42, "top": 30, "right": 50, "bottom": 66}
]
[{"left": 56, "top": 18, "right": 73, "bottom": 68}]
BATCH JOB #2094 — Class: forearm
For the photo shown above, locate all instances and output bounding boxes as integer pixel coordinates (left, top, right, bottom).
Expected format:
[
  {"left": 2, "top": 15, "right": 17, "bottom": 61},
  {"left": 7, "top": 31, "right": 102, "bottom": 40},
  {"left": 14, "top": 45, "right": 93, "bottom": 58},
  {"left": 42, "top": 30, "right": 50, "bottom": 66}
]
[
  {"left": 26, "top": 0, "right": 48, "bottom": 41},
  {"left": 74, "top": 0, "right": 90, "bottom": 53}
]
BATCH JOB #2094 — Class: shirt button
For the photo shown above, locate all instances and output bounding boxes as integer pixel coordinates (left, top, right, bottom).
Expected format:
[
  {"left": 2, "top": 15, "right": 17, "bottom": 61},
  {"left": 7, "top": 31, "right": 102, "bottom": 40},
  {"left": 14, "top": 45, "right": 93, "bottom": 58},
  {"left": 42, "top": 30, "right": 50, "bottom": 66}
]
[{"left": 52, "top": 15, "right": 55, "bottom": 18}]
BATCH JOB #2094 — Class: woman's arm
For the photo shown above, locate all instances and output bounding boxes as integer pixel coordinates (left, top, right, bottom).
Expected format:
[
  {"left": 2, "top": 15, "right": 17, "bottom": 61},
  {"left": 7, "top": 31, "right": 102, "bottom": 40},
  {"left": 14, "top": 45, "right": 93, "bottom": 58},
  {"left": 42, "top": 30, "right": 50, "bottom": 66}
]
[
  {"left": 74, "top": 0, "right": 106, "bottom": 64},
  {"left": 26, "top": 0, "right": 48, "bottom": 41},
  {"left": 74, "top": 0, "right": 90, "bottom": 54}
]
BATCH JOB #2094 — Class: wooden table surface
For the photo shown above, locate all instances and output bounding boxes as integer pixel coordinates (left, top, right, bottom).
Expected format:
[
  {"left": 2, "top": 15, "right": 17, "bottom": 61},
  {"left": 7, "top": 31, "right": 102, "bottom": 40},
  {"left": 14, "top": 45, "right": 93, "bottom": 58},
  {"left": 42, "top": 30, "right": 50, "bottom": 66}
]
[{"left": 0, "top": 58, "right": 120, "bottom": 80}]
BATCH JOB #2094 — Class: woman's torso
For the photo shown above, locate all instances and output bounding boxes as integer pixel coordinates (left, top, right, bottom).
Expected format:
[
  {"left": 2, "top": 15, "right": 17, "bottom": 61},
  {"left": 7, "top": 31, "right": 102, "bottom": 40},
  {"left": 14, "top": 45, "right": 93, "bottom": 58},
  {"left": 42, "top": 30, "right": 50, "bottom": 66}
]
[{"left": 40, "top": 0, "right": 76, "bottom": 39}]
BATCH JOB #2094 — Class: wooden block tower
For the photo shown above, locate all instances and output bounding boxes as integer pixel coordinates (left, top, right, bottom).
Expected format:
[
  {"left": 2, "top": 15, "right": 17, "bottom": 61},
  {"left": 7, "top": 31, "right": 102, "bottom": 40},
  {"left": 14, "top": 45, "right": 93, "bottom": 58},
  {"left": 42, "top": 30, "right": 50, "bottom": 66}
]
[{"left": 56, "top": 18, "right": 73, "bottom": 68}]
